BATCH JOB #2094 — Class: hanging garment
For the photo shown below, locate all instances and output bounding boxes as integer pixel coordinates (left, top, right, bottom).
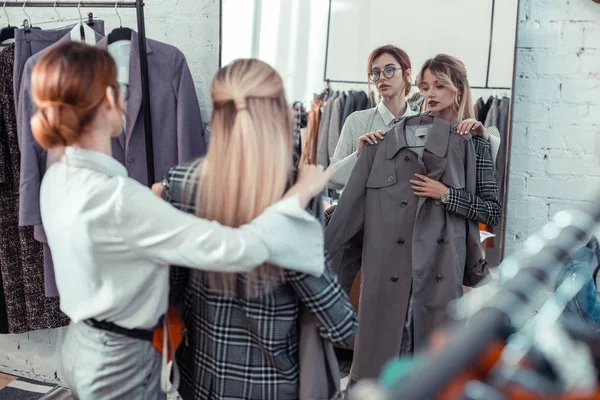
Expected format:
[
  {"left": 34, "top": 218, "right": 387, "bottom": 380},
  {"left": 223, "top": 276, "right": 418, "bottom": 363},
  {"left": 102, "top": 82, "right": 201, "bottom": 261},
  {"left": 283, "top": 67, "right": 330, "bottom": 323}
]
[
  {"left": 16, "top": 30, "right": 106, "bottom": 298},
  {"left": 325, "top": 114, "right": 492, "bottom": 381},
  {"left": 495, "top": 96, "right": 511, "bottom": 221},
  {"left": 17, "top": 30, "right": 207, "bottom": 297},
  {"left": 300, "top": 98, "right": 322, "bottom": 165},
  {"left": 484, "top": 97, "right": 500, "bottom": 128},
  {"left": 474, "top": 97, "right": 484, "bottom": 121},
  {"left": 0, "top": 44, "right": 67, "bottom": 333},
  {"left": 291, "top": 102, "right": 307, "bottom": 171},
  {"left": 341, "top": 90, "right": 356, "bottom": 124},
  {"left": 14, "top": 25, "right": 105, "bottom": 297},
  {"left": 13, "top": 23, "right": 106, "bottom": 110},
  {"left": 327, "top": 92, "right": 346, "bottom": 160},
  {"left": 478, "top": 96, "right": 494, "bottom": 124},
  {"left": 316, "top": 92, "right": 339, "bottom": 167},
  {"left": 328, "top": 101, "right": 418, "bottom": 190}
]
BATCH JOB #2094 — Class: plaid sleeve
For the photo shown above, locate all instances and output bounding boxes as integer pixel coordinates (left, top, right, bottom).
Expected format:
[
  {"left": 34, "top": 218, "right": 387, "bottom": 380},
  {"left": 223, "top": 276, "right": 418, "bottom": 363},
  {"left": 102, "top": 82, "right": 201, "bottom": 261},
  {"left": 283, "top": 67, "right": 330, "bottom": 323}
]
[
  {"left": 165, "top": 165, "right": 193, "bottom": 304},
  {"left": 444, "top": 137, "right": 502, "bottom": 226},
  {"left": 286, "top": 252, "right": 358, "bottom": 346}
]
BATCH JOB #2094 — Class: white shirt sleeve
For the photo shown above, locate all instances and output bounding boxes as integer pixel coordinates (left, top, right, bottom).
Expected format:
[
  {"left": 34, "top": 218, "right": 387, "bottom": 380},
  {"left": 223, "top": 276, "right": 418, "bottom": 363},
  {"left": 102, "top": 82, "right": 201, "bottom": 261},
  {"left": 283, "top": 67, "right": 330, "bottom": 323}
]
[
  {"left": 328, "top": 117, "right": 359, "bottom": 190},
  {"left": 486, "top": 126, "right": 501, "bottom": 167},
  {"left": 113, "top": 179, "right": 325, "bottom": 277}
]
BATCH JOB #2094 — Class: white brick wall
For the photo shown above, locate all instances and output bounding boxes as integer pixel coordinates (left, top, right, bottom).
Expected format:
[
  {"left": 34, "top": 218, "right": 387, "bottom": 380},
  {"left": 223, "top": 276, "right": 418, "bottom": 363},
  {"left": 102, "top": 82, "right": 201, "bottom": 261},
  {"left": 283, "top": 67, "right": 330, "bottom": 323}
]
[{"left": 506, "top": 0, "right": 600, "bottom": 253}]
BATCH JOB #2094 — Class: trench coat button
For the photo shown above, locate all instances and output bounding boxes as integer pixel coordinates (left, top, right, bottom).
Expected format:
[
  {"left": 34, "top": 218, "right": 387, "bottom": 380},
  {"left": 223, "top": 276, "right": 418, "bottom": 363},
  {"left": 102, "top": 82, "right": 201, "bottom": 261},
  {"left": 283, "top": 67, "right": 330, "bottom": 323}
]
[
  {"left": 387, "top": 175, "right": 395, "bottom": 183},
  {"left": 400, "top": 200, "right": 408, "bottom": 207},
  {"left": 404, "top": 155, "right": 411, "bottom": 163},
  {"left": 397, "top": 238, "right": 405, "bottom": 245},
  {"left": 391, "top": 275, "right": 399, "bottom": 282},
  {"left": 436, "top": 274, "right": 444, "bottom": 282},
  {"left": 127, "top": 155, "right": 135, "bottom": 163},
  {"left": 437, "top": 238, "right": 445, "bottom": 244}
]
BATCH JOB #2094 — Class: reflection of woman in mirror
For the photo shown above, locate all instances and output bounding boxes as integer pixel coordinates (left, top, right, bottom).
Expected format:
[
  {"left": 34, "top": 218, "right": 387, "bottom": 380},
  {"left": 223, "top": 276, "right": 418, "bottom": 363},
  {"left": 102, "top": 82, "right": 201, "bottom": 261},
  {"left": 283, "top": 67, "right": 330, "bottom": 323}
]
[
  {"left": 411, "top": 54, "right": 502, "bottom": 226},
  {"left": 163, "top": 59, "right": 358, "bottom": 400},
  {"left": 325, "top": 54, "right": 500, "bottom": 385},
  {"left": 328, "top": 45, "right": 418, "bottom": 190},
  {"left": 328, "top": 46, "right": 501, "bottom": 191}
]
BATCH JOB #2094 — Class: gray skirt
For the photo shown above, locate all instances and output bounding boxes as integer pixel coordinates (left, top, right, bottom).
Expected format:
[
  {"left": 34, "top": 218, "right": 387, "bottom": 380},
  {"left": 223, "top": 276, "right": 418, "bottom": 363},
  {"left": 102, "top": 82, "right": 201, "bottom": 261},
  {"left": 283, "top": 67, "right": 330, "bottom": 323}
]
[{"left": 61, "top": 321, "right": 165, "bottom": 400}]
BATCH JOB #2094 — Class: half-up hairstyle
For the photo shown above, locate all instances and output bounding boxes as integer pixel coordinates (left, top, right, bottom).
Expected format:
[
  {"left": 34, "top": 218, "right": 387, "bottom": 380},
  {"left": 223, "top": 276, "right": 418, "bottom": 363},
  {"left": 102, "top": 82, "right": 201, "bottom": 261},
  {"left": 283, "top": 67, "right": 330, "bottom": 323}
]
[
  {"left": 30, "top": 41, "right": 123, "bottom": 149},
  {"left": 416, "top": 54, "right": 475, "bottom": 123},
  {"left": 185, "top": 58, "right": 293, "bottom": 298}
]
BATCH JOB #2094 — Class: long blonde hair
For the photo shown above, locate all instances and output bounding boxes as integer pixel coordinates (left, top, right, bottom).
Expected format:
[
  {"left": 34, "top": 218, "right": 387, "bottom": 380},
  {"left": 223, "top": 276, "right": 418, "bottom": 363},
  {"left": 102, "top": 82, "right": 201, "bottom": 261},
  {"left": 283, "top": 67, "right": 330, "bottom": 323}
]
[
  {"left": 186, "top": 59, "right": 293, "bottom": 297},
  {"left": 416, "top": 54, "right": 475, "bottom": 123}
]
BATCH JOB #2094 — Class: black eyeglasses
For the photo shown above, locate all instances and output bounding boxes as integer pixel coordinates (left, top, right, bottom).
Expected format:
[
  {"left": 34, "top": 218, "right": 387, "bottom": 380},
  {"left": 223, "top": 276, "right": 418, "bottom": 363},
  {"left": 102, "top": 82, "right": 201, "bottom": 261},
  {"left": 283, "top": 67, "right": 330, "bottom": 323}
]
[{"left": 369, "top": 66, "right": 401, "bottom": 82}]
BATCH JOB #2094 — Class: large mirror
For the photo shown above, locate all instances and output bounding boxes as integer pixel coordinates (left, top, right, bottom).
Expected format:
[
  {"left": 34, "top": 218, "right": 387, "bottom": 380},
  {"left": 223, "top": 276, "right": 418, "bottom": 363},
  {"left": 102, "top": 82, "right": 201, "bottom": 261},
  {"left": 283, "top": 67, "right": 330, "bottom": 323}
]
[{"left": 221, "top": 0, "right": 519, "bottom": 384}]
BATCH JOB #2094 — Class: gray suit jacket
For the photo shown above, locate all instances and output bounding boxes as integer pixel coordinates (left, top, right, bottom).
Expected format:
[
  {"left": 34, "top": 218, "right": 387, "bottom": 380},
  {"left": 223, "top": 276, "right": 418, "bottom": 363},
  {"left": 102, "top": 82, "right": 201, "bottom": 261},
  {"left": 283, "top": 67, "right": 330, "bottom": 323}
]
[{"left": 18, "top": 30, "right": 206, "bottom": 228}]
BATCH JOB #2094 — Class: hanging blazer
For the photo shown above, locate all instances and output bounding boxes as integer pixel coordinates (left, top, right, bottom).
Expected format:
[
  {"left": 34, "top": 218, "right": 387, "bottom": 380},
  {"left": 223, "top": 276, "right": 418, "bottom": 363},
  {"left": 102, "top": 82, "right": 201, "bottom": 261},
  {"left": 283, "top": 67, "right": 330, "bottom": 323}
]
[
  {"left": 18, "top": 30, "right": 206, "bottom": 229},
  {"left": 325, "top": 115, "right": 490, "bottom": 381},
  {"left": 17, "top": 30, "right": 206, "bottom": 296},
  {"left": 13, "top": 22, "right": 105, "bottom": 110}
]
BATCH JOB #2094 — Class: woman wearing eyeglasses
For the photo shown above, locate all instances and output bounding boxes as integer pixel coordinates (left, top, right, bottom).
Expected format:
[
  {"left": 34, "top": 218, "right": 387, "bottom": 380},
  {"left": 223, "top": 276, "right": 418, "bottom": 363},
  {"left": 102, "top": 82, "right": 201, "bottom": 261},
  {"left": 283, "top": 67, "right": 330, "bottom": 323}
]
[{"left": 328, "top": 45, "right": 418, "bottom": 190}]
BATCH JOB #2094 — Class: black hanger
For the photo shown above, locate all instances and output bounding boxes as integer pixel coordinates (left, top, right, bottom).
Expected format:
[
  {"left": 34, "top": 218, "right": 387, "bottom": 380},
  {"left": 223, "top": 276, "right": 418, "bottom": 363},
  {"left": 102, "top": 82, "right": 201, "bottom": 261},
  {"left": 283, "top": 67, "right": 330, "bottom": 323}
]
[
  {"left": 107, "top": 2, "right": 131, "bottom": 44},
  {"left": 87, "top": 12, "right": 95, "bottom": 27},
  {"left": 108, "top": 27, "right": 132, "bottom": 44},
  {"left": 0, "top": 25, "right": 16, "bottom": 44}
]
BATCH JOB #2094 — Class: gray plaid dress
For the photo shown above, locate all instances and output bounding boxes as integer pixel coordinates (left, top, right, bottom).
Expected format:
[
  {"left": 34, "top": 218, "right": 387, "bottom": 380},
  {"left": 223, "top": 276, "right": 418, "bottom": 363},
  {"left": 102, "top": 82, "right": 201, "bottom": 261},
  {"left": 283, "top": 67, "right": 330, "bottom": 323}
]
[{"left": 164, "top": 164, "right": 358, "bottom": 400}]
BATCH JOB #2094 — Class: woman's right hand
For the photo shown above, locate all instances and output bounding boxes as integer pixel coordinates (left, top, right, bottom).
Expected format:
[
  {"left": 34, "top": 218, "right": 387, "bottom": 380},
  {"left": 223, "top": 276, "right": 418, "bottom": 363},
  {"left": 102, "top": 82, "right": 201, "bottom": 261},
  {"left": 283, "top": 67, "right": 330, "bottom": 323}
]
[
  {"left": 357, "top": 130, "right": 385, "bottom": 156},
  {"left": 284, "top": 164, "right": 332, "bottom": 208}
]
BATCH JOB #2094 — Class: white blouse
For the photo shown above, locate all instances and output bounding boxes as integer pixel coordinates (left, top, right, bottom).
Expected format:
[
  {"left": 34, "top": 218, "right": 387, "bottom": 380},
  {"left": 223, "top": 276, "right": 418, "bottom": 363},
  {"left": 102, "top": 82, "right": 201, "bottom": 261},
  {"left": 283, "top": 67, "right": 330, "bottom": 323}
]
[{"left": 40, "top": 147, "right": 325, "bottom": 330}]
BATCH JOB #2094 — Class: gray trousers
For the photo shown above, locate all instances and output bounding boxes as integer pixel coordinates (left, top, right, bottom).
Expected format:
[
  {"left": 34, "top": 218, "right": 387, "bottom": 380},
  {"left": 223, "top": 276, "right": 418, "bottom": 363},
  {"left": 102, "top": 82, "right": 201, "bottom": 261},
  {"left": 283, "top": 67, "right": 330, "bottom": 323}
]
[{"left": 61, "top": 322, "right": 165, "bottom": 400}]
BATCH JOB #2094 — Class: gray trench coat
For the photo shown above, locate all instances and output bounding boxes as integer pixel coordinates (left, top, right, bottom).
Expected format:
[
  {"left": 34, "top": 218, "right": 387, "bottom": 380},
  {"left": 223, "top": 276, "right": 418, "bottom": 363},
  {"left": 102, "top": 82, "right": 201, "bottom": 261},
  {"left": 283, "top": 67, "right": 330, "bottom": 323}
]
[{"left": 325, "top": 115, "right": 490, "bottom": 381}]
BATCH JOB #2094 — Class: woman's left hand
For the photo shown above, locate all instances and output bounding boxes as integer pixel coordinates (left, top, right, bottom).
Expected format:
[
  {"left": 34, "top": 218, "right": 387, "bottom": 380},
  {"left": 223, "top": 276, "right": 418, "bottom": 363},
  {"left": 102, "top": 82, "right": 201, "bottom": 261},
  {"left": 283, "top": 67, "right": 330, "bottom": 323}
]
[
  {"left": 410, "top": 174, "right": 448, "bottom": 199},
  {"left": 457, "top": 118, "right": 489, "bottom": 140}
]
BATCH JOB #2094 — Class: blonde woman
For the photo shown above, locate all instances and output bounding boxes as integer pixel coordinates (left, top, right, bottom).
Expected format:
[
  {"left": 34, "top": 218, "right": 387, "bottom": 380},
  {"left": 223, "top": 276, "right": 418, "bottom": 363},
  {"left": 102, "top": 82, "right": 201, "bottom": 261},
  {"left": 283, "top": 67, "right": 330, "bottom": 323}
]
[
  {"left": 410, "top": 54, "right": 502, "bottom": 225},
  {"left": 163, "top": 59, "right": 358, "bottom": 400}
]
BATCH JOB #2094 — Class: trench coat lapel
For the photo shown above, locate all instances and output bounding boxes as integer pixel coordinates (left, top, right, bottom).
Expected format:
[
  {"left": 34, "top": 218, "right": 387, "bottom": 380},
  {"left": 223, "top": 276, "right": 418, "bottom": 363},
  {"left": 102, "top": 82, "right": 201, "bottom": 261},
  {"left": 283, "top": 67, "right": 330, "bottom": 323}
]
[{"left": 422, "top": 116, "right": 451, "bottom": 181}]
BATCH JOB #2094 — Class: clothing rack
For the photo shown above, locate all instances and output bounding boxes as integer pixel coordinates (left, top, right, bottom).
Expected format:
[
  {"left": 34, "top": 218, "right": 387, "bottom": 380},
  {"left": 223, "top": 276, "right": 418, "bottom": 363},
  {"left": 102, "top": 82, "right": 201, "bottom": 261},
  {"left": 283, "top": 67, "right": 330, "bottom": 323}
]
[
  {"left": 3, "top": 1, "right": 156, "bottom": 186},
  {"left": 322, "top": 0, "right": 511, "bottom": 91}
]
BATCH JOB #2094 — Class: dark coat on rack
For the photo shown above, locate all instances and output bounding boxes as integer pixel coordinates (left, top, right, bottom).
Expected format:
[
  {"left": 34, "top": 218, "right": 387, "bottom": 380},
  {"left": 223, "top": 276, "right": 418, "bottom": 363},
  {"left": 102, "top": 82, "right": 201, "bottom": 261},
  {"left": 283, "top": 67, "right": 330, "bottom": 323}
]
[
  {"left": 0, "top": 45, "right": 67, "bottom": 333},
  {"left": 17, "top": 30, "right": 206, "bottom": 296},
  {"left": 325, "top": 115, "right": 490, "bottom": 381}
]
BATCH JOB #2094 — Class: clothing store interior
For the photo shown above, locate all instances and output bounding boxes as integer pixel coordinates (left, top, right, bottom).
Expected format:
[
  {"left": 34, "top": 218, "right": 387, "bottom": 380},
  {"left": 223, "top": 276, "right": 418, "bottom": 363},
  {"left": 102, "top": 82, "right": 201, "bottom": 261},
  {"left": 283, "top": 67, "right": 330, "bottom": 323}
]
[{"left": 0, "top": 0, "right": 599, "bottom": 399}]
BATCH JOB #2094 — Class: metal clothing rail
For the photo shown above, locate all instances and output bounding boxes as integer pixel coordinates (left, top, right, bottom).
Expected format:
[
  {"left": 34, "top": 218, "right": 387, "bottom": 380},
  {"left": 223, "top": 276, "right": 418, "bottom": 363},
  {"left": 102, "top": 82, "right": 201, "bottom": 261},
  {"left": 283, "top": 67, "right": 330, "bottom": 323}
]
[
  {"left": 322, "top": 0, "right": 511, "bottom": 91},
  {"left": 3, "top": 2, "right": 136, "bottom": 7},
  {"left": 3, "top": 1, "right": 156, "bottom": 187},
  {"left": 324, "top": 78, "right": 511, "bottom": 91}
]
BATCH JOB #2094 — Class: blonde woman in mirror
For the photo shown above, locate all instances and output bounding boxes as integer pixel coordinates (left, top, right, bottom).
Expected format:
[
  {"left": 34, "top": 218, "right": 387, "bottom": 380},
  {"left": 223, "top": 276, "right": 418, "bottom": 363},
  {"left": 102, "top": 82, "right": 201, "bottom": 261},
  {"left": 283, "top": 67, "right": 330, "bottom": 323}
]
[{"left": 410, "top": 54, "right": 502, "bottom": 227}]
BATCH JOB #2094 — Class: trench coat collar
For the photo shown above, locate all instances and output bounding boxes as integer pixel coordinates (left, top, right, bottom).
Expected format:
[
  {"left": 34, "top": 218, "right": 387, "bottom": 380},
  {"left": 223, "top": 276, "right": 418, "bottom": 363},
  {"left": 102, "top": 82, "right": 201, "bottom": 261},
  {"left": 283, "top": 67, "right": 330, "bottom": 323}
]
[
  {"left": 97, "top": 31, "right": 153, "bottom": 151},
  {"left": 386, "top": 114, "right": 452, "bottom": 160}
]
